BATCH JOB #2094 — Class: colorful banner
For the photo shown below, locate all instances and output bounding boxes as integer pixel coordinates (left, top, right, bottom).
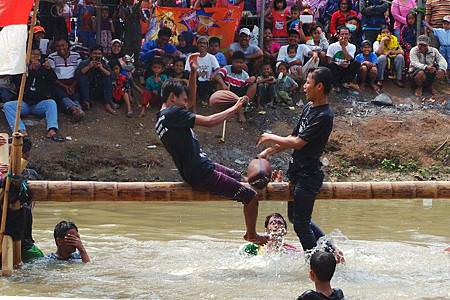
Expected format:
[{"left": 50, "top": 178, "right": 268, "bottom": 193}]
[{"left": 146, "top": 6, "right": 243, "bottom": 48}]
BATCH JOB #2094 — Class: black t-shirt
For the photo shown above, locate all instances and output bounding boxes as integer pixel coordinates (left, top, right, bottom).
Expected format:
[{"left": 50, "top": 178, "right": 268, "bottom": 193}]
[
  {"left": 156, "top": 106, "right": 214, "bottom": 186},
  {"left": 297, "top": 288, "right": 345, "bottom": 300},
  {"left": 24, "top": 67, "right": 57, "bottom": 105},
  {"left": 288, "top": 102, "right": 334, "bottom": 180}
]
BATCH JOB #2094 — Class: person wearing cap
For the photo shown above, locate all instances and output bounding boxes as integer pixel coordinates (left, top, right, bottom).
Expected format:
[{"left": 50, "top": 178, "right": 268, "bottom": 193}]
[
  {"left": 355, "top": 40, "right": 379, "bottom": 91},
  {"left": 185, "top": 36, "right": 219, "bottom": 109},
  {"left": 107, "top": 39, "right": 125, "bottom": 65},
  {"left": 140, "top": 27, "right": 179, "bottom": 67},
  {"left": 425, "top": 0, "right": 450, "bottom": 29},
  {"left": 228, "top": 28, "right": 264, "bottom": 74},
  {"left": 425, "top": 16, "right": 450, "bottom": 82},
  {"left": 32, "top": 26, "right": 50, "bottom": 57},
  {"left": 409, "top": 35, "right": 448, "bottom": 97}
]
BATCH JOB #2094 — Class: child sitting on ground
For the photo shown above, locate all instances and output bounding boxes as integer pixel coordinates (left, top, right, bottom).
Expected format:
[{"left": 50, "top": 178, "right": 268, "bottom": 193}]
[
  {"left": 355, "top": 40, "right": 379, "bottom": 91},
  {"left": 297, "top": 251, "right": 344, "bottom": 300},
  {"left": 169, "top": 57, "right": 189, "bottom": 84},
  {"left": 111, "top": 63, "right": 133, "bottom": 117},
  {"left": 48, "top": 220, "right": 90, "bottom": 263},
  {"left": 209, "top": 36, "right": 227, "bottom": 67},
  {"left": 141, "top": 59, "right": 169, "bottom": 117},
  {"left": 275, "top": 62, "right": 298, "bottom": 107},
  {"left": 256, "top": 62, "right": 277, "bottom": 108}
]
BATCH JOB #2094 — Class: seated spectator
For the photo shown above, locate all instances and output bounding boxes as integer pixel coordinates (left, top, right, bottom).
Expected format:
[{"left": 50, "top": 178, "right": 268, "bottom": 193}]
[
  {"left": 209, "top": 37, "right": 227, "bottom": 68},
  {"left": 3, "top": 48, "right": 62, "bottom": 141},
  {"left": 326, "top": 26, "right": 360, "bottom": 91},
  {"left": 228, "top": 28, "right": 264, "bottom": 74},
  {"left": 48, "top": 220, "right": 90, "bottom": 263},
  {"left": 426, "top": 16, "right": 450, "bottom": 82},
  {"left": 140, "top": 27, "right": 178, "bottom": 68},
  {"left": 177, "top": 31, "right": 197, "bottom": 59},
  {"left": 185, "top": 36, "right": 220, "bottom": 105},
  {"left": 278, "top": 30, "right": 320, "bottom": 81},
  {"left": 359, "top": 0, "right": 388, "bottom": 43},
  {"left": 256, "top": 62, "right": 277, "bottom": 108},
  {"left": 107, "top": 39, "right": 125, "bottom": 66},
  {"left": 296, "top": 251, "right": 344, "bottom": 300},
  {"left": 409, "top": 35, "right": 448, "bottom": 96},
  {"left": 142, "top": 58, "right": 169, "bottom": 116},
  {"left": 306, "top": 25, "right": 329, "bottom": 65},
  {"left": 0, "top": 75, "right": 17, "bottom": 103},
  {"left": 32, "top": 26, "right": 50, "bottom": 57},
  {"left": 262, "top": 28, "right": 281, "bottom": 66},
  {"left": 329, "top": 0, "right": 358, "bottom": 37},
  {"left": 76, "top": 45, "right": 117, "bottom": 114},
  {"left": 169, "top": 57, "right": 190, "bottom": 84},
  {"left": 47, "top": 36, "right": 85, "bottom": 121},
  {"left": 355, "top": 40, "right": 379, "bottom": 91},
  {"left": 216, "top": 51, "right": 257, "bottom": 123},
  {"left": 97, "top": 6, "right": 115, "bottom": 56},
  {"left": 111, "top": 63, "right": 133, "bottom": 117},
  {"left": 275, "top": 62, "right": 299, "bottom": 106},
  {"left": 373, "top": 26, "right": 405, "bottom": 87},
  {"left": 346, "top": 15, "right": 363, "bottom": 49},
  {"left": 265, "top": 0, "right": 289, "bottom": 41}
]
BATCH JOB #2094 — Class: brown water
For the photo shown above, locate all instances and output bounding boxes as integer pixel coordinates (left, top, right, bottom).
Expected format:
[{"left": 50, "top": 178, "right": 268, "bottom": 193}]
[{"left": 1, "top": 200, "right": 449, "bottom": 299}]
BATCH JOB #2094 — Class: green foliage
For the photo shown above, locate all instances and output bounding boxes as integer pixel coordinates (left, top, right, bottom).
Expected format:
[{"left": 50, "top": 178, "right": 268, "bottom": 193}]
[{"left": 380, "top": 158, "right": 418, "bottom": 172}]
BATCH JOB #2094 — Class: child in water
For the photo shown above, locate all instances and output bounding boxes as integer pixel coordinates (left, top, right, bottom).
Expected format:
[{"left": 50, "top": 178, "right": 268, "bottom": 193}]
[{"left": 47, "top": 220, "right": 90, "bottom": 263}]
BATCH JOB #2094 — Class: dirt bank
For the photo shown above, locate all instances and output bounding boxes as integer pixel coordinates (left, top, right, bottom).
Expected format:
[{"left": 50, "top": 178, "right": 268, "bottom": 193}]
[{"left": 2, "top": 81, "right": 449, "bottom": 182}]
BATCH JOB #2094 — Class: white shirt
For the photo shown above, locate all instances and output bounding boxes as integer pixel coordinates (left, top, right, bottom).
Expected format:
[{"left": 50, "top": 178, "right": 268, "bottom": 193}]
[
  {"left": 326, "top": 42, "right": 356, "bottom": 64},
  {"left": 48, "top": 51, "right": 81, "bottom": 80},
  {"left": 277, "top": 44, "right": 311, "bottom": 64},
  {"left": 185, "top": 53, "right": 220, "bottom": 82}
]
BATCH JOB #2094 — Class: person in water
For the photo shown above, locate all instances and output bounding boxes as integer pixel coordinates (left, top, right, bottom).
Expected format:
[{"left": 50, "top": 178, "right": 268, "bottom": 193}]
[
  {"left": 156, "top": 55, "right": 267, "bottom": 245},
  {"left": 48, "top": 220, "right": 90, "bottom": 263},
  {"left": 257, "top": 67, "right": 337, "bottom": 253},
  {"left": 297, "top": 251, "right": 344, "bottom": 300}
]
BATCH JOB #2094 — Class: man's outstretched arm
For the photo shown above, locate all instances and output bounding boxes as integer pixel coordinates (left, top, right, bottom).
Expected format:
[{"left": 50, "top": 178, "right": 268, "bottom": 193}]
[{"left": 195, "top": 97, "right": 246, "bottom": 127}]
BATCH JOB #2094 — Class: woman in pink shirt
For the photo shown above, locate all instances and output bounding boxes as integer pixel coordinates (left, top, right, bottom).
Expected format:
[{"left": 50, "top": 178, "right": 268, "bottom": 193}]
[{"left": 391, "top": 0, "right": 417, "bottom": 39}]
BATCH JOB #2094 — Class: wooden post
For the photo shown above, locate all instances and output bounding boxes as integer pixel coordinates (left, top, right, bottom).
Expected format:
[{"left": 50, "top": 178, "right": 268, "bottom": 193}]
[{"left": 1, "top": 236, "right": 13, "bottom": 276}]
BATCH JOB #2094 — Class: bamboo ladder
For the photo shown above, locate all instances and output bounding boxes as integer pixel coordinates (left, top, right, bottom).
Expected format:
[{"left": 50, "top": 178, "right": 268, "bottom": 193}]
[{"left": 0, "top": 0, "right": 40, "bottom": 276}]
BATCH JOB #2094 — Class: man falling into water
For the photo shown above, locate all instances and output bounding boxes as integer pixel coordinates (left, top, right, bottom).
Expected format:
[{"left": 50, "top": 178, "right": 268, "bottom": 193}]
[{"left": 156, "top": 55, "right": 267, "bottom": 245}]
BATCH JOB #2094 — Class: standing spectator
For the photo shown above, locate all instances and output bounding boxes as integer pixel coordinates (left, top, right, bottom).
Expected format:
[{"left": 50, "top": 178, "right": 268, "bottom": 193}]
[
  {"left": 409, "top": 35, "right": 447, "bottom": 96},
  {"left": 355, "top": 40, "right": 380, "bottom": 91},
  {"left": 74, "top": 0, "right": 96, "bottom": 48},
  {"left": 209, "top": 37, "right": 227, "bottom": 67},
  {"left": 262, "top": 28, "right": 281, "bottom": 65},
  {"left": 120, "top": 0, "right": 143, "bottom": 60},
  {"left": 426, "top": 16, "right": 450, "bottom": 82},
  {"left": 390, "top": 0, "right": 416, "bottom": 39},
  {"left": 3, "top": 48, "right": 61, "bottom": 141},
  {"left": 177, "top": 31, "right": 197, "bottom": 59},
  {"left": 359, "top": 0, "right": 389, "bottom": 43},
  {"left": 48, "top": 37, "right": 85, "bottom": 121},
  {"left": 373, "top": 26, "right": 405, "bottom": 87},
  {"left": 256, "top": 62, "right": 277, "bottom": 108},
  {"left": 275, "top": 62, "right": 299, "bottom": 107},
  {"left": 140, "top": 27, "right": 178, "bottom": 68},
  {"left": 287, "top": 5, "right": 301, "bottom": 32},
  {"left": 97, "top": 6, "right": 115, "bottom": 56},
  {"left": 76, "top": 45, "right": 116, "bottom": 115},
  {"left": 425, "top": 0, "right": 450, "bottom": 28},
  {"left": 185, "top": 37, "right": 220, "bottom": 106},
  {"left": 228, "top": 28, "right": 264, "bottom": 74},
  {"left": 401, "top": 12, "right": 419, "bottom": 48},
  {"left": 39, "top": 0, "right": 69, "bottom": 41},
  {"left": 265, "top": 0, "right": 289, "bottom": 40},
  {"left": 329, "top": 0, "right": 358, "bottom": 37},
  {"left": 326, "top": 26, "right": 360, "bottom": 91}
]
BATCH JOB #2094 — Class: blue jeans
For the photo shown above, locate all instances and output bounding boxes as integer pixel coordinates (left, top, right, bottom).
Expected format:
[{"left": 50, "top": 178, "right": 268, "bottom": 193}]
[
  {"left": 288, "top": 171, "right": 325, "bottom": 251},
  {"left": 3, "top": 99, "right": 58, "bottom": 132},
  {"left": 78, "top": 74, "right": 113, "bottom": 105},
  {"left": 54, "top": 85, "right": 81, "bottom": 111}
]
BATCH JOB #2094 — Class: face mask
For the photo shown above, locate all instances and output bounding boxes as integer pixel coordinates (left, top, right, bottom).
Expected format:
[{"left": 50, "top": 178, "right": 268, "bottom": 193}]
[{"left": 346, "top": 23, "right": 357, "bottom": 32}]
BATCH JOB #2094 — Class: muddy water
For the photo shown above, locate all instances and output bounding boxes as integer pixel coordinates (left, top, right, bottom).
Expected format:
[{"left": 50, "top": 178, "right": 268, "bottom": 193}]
[{"left": 1, "top": 200, "right": 449, "bottom": 299}]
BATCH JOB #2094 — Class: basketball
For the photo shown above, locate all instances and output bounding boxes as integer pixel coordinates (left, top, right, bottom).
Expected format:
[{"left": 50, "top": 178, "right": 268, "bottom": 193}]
[{"left": 247, "top": 158, "right": 272, "bottom": 190}]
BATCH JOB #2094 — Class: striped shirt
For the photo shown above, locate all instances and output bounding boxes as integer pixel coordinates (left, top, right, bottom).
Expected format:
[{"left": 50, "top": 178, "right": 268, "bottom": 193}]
[
  {"left": 218, "top": 65, "right": 249, "bottom": 88},
  {"left": 48, "top": 51, "right": 81, "bottom": 80},
  {"left": 426, "top": 0, "right": 450, "bottom": 27}
]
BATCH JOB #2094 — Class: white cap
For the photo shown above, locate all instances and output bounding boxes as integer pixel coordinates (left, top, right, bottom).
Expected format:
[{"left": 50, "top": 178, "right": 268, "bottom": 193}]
[
  {"left": 239, "top": 28, "right": 251, "bottom": 36},
  {"left": 443, "top": 15, "right": 450, "bottom": 23}
]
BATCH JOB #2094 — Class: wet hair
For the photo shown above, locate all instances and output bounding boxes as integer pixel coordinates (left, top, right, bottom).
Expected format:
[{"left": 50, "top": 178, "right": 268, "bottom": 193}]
[
  {"left": 209, "top": 36, "right": 221, "bottom": 46},
  {"left": 231, "top": 51, "right": 245, "bottom": 62},
  {"left": 90, "top": 44, "right": 103, "bottom": 53},
  {"left": 309, "top": 67, "right": 333, "bottom": 95},
  {"left": 158, "top": 27, "right": 173, "bottom": 38},
  {"left": 287, "top": 44, "right": 297, "bottom": 54},
  {"left": 264, "top": 213, "right": 287, "bottom": 229},
  {"left": 337, "top": 25, "right": 350, "bottom": 34},
  {"left": 54, "top": 220, "right": 78, "bottom": 239},
  {"left": 310, "top": 251, "right": 337, "bottom": 282},
  {"left": 273, "top": 0, "right": 287, "bottom": 10},
  {"left": 161, "top": 78, "right": 190, "bottom": 103}
]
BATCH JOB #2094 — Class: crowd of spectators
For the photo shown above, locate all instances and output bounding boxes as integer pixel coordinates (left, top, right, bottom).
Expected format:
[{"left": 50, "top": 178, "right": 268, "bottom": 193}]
[{"left": 0, "top": 0, "right": 449, "bottom": 140}]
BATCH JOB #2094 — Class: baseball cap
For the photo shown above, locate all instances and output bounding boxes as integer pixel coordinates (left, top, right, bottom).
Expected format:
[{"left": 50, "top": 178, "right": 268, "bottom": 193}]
[
  {"left": 33, "top": 26, "right": 45, "bottom": 34},
  {"left": 111, "top": 39, "right": 123, "bottom": 46},
  {"left": 239, "top": 28, "right": 251, "bottom": 36},
  {"left": 443, "top": 15, "right": 450, "bottom": 23},
  {"left": 361, "top": 40, "right": 371, "bottom": 47},
  {"left": 417, "top": 35, "right": 430, "bottom": 45}
]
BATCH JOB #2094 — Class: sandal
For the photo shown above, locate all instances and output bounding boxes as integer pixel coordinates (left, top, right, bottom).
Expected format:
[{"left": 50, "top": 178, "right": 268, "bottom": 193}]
[{"left": 48, "top": 135, "right": 65, "bottom": 142}]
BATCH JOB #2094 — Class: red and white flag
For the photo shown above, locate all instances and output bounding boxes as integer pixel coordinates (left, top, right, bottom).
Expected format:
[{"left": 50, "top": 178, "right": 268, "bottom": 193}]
[{"left": 0, "top": 0, "right": 34, "bottom": 75}]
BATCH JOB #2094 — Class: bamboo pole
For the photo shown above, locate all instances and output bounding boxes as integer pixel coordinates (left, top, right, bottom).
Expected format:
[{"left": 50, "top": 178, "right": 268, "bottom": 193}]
[
  {"left": 0, "top": 0, "right": 39, "bottom": 276},
  {"left": 25, "top": 181, "right": 450, "bottom": 202}
]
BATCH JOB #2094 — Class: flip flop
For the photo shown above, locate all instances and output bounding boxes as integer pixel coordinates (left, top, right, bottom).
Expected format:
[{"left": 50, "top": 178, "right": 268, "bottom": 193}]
[{"left": 49, "top": 135, "right": 65, "bottom": 142}]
